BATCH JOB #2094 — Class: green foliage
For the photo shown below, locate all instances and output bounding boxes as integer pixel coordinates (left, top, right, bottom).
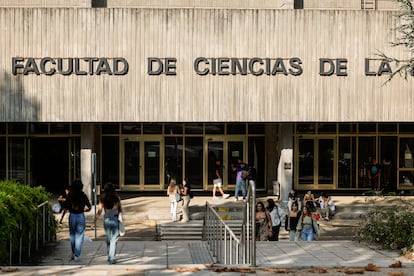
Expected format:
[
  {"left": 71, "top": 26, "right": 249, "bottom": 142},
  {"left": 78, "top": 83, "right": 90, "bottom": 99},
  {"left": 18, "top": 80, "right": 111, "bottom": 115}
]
[
  {"left": 0, "top": 180, "right": 57, "bottom": 264},
  {"left": 356, "top": 198, "right": 414, "bottom": 250}
]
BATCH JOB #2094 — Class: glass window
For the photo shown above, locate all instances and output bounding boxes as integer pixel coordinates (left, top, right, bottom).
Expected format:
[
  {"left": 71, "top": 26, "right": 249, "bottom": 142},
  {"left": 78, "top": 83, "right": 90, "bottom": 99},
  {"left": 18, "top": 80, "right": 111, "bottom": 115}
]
[
  {"left": 227, "top": 123, "right": 246, "bottom": 134},
  {"left": 9, "top": 123, "right": 27, "bottom": 134},
  {"left": 165, "top": 124, "right": 183, "bottom": 135},
  {"left": 0, "top": 138, "right": 5, "bottom": 179},
  {"left": 102, "top": 136, "right": 119, "bottom": 188},
  {"left": 298, "top": 138, "right": 314, "bottom": 184},
  {"left": 29, "top": 123, "right": 48, "bottom": 134},
  {"left": 102, "top": 123, "right": 120, "bottom": 134},
  {"left": 338, "top": 137, "right": 356, "bottom": 188},
  {"left": 317, "top": 123, "right": 337, "bottom": 134},
  {"left": 122, "top": 123, "right": 141, "bottom": 134},
  {"left": 165, "top": 137, "right": 183, "bottom": 186},
  {"left": 0, "top": 124, "right": 5, "bottom": 134},
  {"left": 399, "top": 123, "right": 414, "bottom": 133},
  {"left": 248, "top": 137, "right": 265, "bottom": 188},
  {"left": 318, "top": 139, "right": 334, "bottom": 184},
  {"left": 50, "top": 123, "right": 70, "bottom": 134},
  {"left": 143, "top": 123, "right": 162, "bottom": 134},
  {"left": 339, "top": 123, "right": 356, "bottom": 133},
  {"left": 72, "top": 124, "right": 81, "bottom": 134},
  {"left": 296, "top": 123, "right": 316, "bottom": 134},
  {"left": 185, "top": 123, "right": 203, "bottom": 134},
  {"left": 399, "top": 171, "right": 414, "bottom": 187},
  {"left": 378, "top": 123, "right": 397, "bottom": 133},
  {"left": 205, "top": 123, "right": 224, "bottom": 134},
  {"left": 248, "top": 123, "right": 265, "bottom": 134},
  {"left": 358, "top": 123, "right": 376, "bottom": 133},
  {"left": 358, "top": 136, "right": 376, "bottom": 188},
  {"left": 399, "top": 138, "right": 414, "bottom": 169},
  {"left": 8, "top": 137, "right": 25, "bottom": 183},
  {"left": 185, "top": 137, "right": 203, "bottom": 189}
]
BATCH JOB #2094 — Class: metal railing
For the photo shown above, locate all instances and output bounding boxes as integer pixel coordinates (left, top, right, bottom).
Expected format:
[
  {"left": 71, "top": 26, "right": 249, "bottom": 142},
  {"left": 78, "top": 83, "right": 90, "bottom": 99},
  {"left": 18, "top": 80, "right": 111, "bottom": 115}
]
[
  {"left": 204, "top": 180, "right": 256, "bottom": 266},
  {"left": 7, "top": 201, "right": 55, "bottom": 265}
]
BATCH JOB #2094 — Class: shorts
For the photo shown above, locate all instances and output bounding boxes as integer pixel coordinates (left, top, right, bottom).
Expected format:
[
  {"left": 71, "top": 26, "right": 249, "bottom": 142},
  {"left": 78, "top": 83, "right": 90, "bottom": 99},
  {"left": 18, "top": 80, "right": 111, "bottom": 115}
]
[{"left": 213, "top": 178, "right": 222, "bottom": 187}]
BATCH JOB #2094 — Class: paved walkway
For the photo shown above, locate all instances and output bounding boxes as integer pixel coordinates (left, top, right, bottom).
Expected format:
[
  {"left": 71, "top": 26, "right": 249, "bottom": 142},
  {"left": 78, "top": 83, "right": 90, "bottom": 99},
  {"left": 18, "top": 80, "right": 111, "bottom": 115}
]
[{"left": 2, "top": 196, "right": 414, "bottom": 275}]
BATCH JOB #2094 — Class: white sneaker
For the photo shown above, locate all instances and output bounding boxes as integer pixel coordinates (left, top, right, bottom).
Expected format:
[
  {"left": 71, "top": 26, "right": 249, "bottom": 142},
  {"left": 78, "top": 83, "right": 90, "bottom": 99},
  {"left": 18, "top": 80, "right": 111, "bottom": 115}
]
[
  {"left": 223, "top": 194, "right": 230, "bottom": 199},
  {"left": 73, "top": 256, "right": 80, "bottom": 262},
  {"left": 234, "top": 198, "right": 238, "bottom": 202}
]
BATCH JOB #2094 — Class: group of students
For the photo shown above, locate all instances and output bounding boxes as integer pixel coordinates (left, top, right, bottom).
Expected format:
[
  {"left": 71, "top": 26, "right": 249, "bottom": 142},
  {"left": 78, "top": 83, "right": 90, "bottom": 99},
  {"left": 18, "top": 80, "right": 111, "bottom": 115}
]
[
  {"left": 58, "top": 180, "right": 123, "bottom": 264},
  {"left": 255, "top": 189, "right": 336, "bottom": 242}
]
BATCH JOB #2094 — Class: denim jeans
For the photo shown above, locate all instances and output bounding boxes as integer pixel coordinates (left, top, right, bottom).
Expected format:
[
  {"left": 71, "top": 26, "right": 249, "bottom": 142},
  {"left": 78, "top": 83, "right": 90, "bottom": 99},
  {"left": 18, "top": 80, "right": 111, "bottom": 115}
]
[
  {"left": 69, "top": 213, "right": 86, "bottom": 258},
  {"left": 301, "top": 228, "right": 314, "bottom": 241},
  {"left": 234, "top": 179, "right": 246, "bottom": 199},
  {"left": 104, "top": 216, "right": 119, "bottom": 263}
]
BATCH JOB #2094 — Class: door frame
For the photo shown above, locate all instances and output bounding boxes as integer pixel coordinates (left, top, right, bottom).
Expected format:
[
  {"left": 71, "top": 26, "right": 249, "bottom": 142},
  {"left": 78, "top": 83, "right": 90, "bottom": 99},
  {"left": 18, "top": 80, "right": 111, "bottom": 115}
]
[{"left": 120, "top": 136, "right": 163, "bottom": 190}]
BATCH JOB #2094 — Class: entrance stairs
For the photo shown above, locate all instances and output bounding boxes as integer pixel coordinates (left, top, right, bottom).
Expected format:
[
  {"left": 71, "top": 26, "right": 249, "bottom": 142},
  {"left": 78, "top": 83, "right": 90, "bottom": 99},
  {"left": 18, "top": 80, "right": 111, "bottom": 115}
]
[{"left": 55, "top": 195, "right": 400, "bottom": 243}]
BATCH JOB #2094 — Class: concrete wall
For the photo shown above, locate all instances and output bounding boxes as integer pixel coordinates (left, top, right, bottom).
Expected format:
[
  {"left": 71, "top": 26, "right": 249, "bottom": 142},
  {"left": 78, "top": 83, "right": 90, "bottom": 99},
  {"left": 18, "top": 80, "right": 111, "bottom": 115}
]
[{"left": 0, "top": 8, "right": 412, "bottom": 123}]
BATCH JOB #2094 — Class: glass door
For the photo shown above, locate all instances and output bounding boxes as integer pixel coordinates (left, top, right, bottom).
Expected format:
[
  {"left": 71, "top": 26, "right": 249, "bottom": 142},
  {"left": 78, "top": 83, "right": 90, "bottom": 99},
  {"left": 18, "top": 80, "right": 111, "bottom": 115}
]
[
  {"left": 123, "top": 137, "right": 162, "bottom": 189},
  {"left": 297, "top": 137, "right": 336, "bottom": 189}
]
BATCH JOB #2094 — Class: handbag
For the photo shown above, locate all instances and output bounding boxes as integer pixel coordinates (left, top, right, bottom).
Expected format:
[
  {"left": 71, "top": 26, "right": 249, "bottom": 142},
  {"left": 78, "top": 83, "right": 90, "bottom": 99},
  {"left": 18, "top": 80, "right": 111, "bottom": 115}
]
[
  {"left": 118, "top": 212, "right": 126, "bottom": 237},
  {"left": 241, "top": 170, "right": 249, "bottom": 180},
  {"left": 175, "top": 192, "right": 182, "bottom": 202}
]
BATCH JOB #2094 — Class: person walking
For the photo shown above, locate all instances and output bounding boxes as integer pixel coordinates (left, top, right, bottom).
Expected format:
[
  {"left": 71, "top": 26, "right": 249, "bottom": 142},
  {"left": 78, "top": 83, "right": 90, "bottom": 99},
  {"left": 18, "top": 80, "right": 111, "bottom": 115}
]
[
  {"left": 64, "top": 179, "right": 91, "bottom": 262},
  {"left": 212, "top": 159, "right": 230, "bottom": 200},
  {"left": 167, "top": 178, "right": 181, "bottom": 222},
  {"left": 180, "top": 178, "right": 192, "bottom": 222},
  {"left": 233, "top": 158, "right": 249, "bottom": 202},
  {"left": 92, "top": 183, "right": 123, "bottom": 264},
  {"left": 296, "top": 206, "right": 319, "bottom": 241},
  {"left": 285, "top": 201, "right": 301, "bottom": 241},
  {"left": 255, "top": 201, "right": 272, "bottom": 241},
  {"left": 368, "top": 158, "right": 381, "bottom": 191},
  {"left": 266, "top": 198, "right": 285, "bottom": 241}
]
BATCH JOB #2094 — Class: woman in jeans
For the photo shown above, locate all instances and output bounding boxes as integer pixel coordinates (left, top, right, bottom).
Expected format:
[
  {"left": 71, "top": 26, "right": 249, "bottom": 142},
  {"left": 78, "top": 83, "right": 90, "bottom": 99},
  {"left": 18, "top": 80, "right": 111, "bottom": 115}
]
[
  {"left": 64, "top": 179, "right": 91, "bottom": 262},
  {"left": 296, "top": 206, "right": 319, "bottom": 241},
  {"left": 92, "top": 183, "right": 123, "bottom": 264}
]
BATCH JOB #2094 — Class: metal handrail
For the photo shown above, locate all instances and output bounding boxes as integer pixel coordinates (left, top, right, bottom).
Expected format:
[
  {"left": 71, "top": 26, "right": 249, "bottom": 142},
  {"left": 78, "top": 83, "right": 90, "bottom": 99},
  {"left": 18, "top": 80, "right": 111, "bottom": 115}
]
[
  {"left": 204, "top": 180, "right": 256, "bottom": 266},
  {"left": 7, "top": 201, "right": 55, "bottom": 265}
]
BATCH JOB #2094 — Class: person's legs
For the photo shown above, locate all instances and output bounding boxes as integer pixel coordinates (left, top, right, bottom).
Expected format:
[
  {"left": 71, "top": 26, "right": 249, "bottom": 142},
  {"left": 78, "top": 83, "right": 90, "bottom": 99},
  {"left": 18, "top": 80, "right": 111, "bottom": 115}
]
[
  {"left": 241, "top": 179, "right": 247, "bottom": 199},
  {"left": 212, "top": 185, "right": 217, "bottom": 197},
  {"left": 68, "top": 213, "right": 76, "bottom": 256},
  {"left": 74, "top": 213, "right": 86, "bottom": 258},
  {"left": 182, "top": 197, "right": 190, "bottom": 222},
  {"left": 171, "top": 201, "right": 178, "bottom": 221},
  {"left": 104, "top": 217, "right": 119, "bottom": 264},
  {"left": 234, "top": 180, "right": 241, "bottom": 200}
]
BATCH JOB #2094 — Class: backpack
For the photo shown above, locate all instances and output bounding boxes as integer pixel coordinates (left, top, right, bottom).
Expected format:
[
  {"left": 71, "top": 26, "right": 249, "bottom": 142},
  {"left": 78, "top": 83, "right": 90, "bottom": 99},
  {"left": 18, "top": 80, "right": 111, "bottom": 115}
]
[{"left": 241, "top": 169, "right": 250, "bottom": 180}]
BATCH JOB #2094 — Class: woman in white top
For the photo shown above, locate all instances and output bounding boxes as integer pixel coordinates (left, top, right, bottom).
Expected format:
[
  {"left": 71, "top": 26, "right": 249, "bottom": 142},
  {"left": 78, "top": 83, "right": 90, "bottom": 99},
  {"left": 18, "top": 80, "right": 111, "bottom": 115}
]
[
  {"left": 266, "top": 198, "right": 286, "bottom": 241},
  {"left": 167, "top": 178, "right": 181, "bottom": 222}
]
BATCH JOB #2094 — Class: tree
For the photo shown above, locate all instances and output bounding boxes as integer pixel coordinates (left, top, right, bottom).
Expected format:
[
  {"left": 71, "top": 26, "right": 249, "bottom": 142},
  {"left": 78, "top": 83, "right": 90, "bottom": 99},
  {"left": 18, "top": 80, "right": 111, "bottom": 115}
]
[{"left": 379, "top": 0, "right": 414, "bottom": 82}]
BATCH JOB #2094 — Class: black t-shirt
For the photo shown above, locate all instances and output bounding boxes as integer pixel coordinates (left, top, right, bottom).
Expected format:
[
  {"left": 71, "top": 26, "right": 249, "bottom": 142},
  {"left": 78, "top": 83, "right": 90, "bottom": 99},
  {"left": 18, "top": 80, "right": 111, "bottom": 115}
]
[
  {"left": 65, "top": 192, "right": 91, "bottom": 214},
  {"left": 214, "top": 164, "right": 222, "bottom": 180}
]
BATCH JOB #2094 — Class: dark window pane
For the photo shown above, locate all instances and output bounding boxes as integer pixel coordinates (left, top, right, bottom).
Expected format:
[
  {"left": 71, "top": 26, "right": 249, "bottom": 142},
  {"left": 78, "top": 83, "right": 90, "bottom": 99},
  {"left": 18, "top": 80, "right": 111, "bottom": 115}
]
[
  {"left": 0, "top": 137, "right": 5, "bottom": 179},
  {"left": 399, "top": 138, "right": 414, "bottom": 169},
  {"left": 50, "top": 123, "right": 70, "bottom": 134},
  {"left": 358, "top": 123, "right": 376, "bottom": 133},
  {"left": 378, "top": 123, "right": 397, "bottom": 133},
  {"left": 8, "top": 137, "right": 25, "bottom": 183},
  {"left": 317, "top": 123, "right": 337, "bottom": 133},
  {"left": 102, "top": 123, "right": 120, "bottom": 134},
  {"left": 248, "top": 123, "right": 265, "bottom": 134},
  {"left": 399, "top": 123, "right": 414, "bottom": 133},
  {"left": 165, "top": 137, "right": 183, "bottom": 186},
  {"left": 298, "top": 138, "right": 314, "bottom": 184},
  {"left": 296, "top": 123, "right": 316, "bottom": 134},
  {"left": 0, "top": 124, "right": 6, "bottom": 134},
  {"left": 143, "top": 123, "right": 162, "bottom": 134},
  {"left": 185, "top": 137, "right": 203, "bottom": 189},
  {"left": 227, "top": 123, "right": 246, "bottom": 134},
  {"left": 339, "top": 123, "right": 357, "bottom": 133},
  {"left": 102, "top": 136, "right": 119, "bottom": 188},
  {"left": 122, "top": 123, "right": 141, "bottom": 134},
  {"left": 338, "top": 137, "right": 356, "bottom": 188},
  {"left": 358, "top": 136, "right": 376, "bottom": 188},
  {"left": 248, "top": 137, "right": 265, "bottom": 188},
  {"left": 185, "top": 123, "right": 203, "bottom": 134},
  {"left": 165, "top": 123, "right": 183, "bottom": 135},
  {"left": 72, "top": 124, "right": 81, "bottom": 134},
  {"left": 29, "top": 123, "right": 48, "bottom": 134},
  {"left": 9, "top": 123, "right": 27, "bottom": 134},
  {"left": 205, "top": 123, "right": 224, "bottom": 134}
]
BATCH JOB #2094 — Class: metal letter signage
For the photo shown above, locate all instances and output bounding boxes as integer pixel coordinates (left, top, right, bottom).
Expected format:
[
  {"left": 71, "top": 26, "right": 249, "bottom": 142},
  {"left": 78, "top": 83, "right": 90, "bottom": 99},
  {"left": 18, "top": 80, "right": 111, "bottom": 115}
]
[{"left": 12, "top": 57, "right": 129, "bottom": 76}]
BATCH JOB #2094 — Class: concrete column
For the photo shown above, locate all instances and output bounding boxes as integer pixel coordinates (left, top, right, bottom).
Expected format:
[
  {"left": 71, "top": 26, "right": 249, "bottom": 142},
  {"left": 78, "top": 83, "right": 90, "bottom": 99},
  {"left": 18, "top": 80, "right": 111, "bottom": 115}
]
[
  {"left": 277, "top": 124, "right": 293, "bottom": 204},
  {"left": 81, "top": 124, "right": 95, "bottom": 201}
]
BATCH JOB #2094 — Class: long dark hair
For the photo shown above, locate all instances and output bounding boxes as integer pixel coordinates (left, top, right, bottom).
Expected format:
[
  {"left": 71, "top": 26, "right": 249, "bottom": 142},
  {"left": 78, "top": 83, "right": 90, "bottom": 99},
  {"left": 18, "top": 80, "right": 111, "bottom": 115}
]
[
  {"left": 266, "top": 198, "right": 276, "bottom": 212},
  {"left": 101, "top": 183, "right": 119, "bottom": 209},
  {"left": 67, "top": 179, "right": 84, "bottom": 210}
]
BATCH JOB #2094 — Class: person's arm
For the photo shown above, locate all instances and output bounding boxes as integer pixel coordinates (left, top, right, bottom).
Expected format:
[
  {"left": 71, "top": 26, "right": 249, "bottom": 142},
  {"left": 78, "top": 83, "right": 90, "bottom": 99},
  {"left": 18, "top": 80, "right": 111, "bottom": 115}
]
[
  {"left": 91, "top": 202, "right": 104, "bottom": 229},
  {"left": 182, "top": 186, "right": 189, "bottom": 196},
  {"left": 266, "top": 212, "right": 272, "bottom": 228},
  {"left": 84, "top": 194, "right": 92, "bottom": 212}
]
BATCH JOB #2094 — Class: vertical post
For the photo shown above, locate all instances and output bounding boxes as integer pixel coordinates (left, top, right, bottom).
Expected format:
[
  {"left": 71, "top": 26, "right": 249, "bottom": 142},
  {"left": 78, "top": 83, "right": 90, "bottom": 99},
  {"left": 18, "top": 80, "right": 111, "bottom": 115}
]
[{"left": 92, "top": 153, "right": 97, "bottom": 240}]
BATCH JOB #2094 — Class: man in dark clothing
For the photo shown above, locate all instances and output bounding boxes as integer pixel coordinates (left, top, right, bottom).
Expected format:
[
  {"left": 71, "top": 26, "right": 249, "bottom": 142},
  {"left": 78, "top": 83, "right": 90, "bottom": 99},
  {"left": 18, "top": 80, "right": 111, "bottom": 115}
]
[{"left": 368, "top": 159, "right": 381, "bottom": 191}]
